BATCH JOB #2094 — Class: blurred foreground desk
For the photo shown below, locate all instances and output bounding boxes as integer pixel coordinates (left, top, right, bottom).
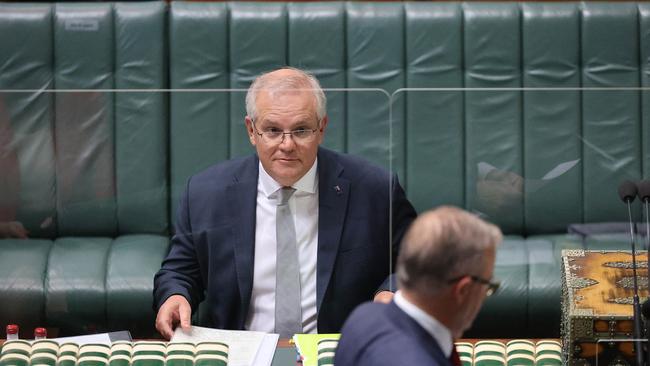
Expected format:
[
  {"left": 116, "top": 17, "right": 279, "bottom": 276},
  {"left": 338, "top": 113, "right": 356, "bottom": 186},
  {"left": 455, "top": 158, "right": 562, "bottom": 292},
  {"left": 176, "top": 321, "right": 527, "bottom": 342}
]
[
  {"left": 0, "top": 339, "right": 300, "bottom": 366},
  {"left": 271, "top": 339, "right": 298, "bottom": 366}
]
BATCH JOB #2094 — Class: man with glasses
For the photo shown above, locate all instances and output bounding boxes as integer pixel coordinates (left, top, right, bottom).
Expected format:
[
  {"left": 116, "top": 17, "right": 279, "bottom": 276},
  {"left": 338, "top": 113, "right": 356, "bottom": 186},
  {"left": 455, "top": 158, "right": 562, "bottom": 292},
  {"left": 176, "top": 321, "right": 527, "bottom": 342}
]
[
  {"left": 153, "top": 67, "right": 416, "bottom": 339},
  {"left": 335, "top": 206, "right": 501, "bottom": 366}
]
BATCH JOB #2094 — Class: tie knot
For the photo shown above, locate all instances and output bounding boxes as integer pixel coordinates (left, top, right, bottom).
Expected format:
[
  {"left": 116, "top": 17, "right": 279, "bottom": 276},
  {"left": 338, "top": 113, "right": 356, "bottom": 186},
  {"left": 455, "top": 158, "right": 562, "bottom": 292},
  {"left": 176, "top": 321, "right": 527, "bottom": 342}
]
[{"left": 277, "top": 187, "right": 295, "bottom": 205}]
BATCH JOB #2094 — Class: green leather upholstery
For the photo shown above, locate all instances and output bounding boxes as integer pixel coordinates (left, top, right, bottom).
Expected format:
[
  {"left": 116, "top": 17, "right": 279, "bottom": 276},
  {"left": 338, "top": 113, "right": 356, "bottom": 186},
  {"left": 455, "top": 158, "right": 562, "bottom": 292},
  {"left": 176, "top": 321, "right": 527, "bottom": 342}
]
[
  {"left": 582, "top": 3, "right": 642, "bottom": 224},
  {"left": 468, "top": 237, "right": 529, "bottom": 338},
  {"left": 0, "top": 4, "right": 56, "bottom": 239},
  {"left": 1, "top": 2, "right": 649, "bottom": 339},
  {"left": 114, "top": 2, "right": 168, "bottom": 234},
  {"left": 0, "top": 239, "right": 52, "bottom": 332},
  {"left": 347, "top": 3, "right": 404, "bottom": 177},
  {"left": 525, "top": 236, "right": 582, "bottom": 337},
  {"left": 464, "top": 3, "right": 524, "bottom": 234},
  {"left": 522, "top": 3, "right": 582, "bottom": 234},
  {"left": 404, "top": 3, "right": 464, "bottom": 212},
  {"left": 106, "top": 235, "right": 169, "bottom": 337},
  {"left": 46, "top": 237, "right": 112, "bottom": 334},
  {"left": 0, "top": 3, "right": 169, "bottom": 338},
  {"left": 54, "top": 3, "right": 117, "bottom": 236},
  {"left": 643, "top": 4, "right": 650, "bottom": 178},
  {"left": 169, "top": 2, "right": 230, "bottom": 224}
]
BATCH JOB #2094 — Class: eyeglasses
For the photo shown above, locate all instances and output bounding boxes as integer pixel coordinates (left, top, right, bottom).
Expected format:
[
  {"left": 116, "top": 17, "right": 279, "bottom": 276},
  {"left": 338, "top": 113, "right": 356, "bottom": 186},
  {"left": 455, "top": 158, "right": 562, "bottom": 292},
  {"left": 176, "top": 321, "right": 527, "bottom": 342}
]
[
  {"left": 252, "top": 122, "right": 319, "bottom": 145},
  {"left": 447, "top": 275, "right": 500, "bottom": 297}
]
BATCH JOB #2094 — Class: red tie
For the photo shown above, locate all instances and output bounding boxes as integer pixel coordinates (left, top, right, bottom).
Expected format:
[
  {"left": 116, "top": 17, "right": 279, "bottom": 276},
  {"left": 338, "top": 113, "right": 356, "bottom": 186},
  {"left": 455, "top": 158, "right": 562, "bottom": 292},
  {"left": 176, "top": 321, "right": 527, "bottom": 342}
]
[{"left": 449, "top": 346, "right": 462, "bottom": 366}]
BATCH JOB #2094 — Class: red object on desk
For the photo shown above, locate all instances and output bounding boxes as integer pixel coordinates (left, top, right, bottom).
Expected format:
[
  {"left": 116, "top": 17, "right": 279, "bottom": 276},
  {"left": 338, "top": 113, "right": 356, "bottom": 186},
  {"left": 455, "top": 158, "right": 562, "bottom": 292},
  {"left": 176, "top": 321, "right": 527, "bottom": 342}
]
[
  {"left": 34, "top": 327, "right": 47, "bottom": 340},
  {"left": 6, "top": 324, "right": 19, "bottom": 340}
]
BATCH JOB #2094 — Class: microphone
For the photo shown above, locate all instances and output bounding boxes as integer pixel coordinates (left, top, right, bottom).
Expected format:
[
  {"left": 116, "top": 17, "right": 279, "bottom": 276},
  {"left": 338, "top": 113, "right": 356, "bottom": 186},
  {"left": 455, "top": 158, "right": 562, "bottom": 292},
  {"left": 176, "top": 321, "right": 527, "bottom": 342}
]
[
  {"left": 637, "top": 180, "right": 650, "bottom": 366},
  {"left": 642, "top": 299, "right": 650, "bottom": 319},
  {"left": 619, "top": 180, "right": 638, "bottom": 203},
  {"left": 618, "top": 180, "right": 644, "bottom": 366}
]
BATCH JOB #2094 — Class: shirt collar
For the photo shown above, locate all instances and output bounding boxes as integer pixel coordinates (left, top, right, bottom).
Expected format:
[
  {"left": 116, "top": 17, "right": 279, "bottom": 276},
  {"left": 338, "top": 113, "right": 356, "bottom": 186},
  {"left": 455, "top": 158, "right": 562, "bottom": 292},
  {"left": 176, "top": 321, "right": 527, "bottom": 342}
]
[
  {"left": 393, "top": 291, "right": 454, "bottom": 357},
  {"left": 258, "top": 158, "right": 318, "bottom": 199}
]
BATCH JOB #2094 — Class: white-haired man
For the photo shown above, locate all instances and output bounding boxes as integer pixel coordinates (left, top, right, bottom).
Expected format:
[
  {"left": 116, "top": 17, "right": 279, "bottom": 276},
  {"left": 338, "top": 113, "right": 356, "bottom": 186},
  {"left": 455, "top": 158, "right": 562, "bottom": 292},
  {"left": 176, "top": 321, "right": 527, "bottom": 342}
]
[{"left": 153, "top": 67, "right": 416, "bottom": 339}]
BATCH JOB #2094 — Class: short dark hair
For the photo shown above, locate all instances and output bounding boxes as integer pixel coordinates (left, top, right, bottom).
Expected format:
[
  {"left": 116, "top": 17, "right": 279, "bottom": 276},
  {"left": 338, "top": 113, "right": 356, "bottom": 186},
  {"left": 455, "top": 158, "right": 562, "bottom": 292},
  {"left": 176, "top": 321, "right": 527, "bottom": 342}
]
[{"left": 396, "top": 206, "right": 502, "bottom": 296}]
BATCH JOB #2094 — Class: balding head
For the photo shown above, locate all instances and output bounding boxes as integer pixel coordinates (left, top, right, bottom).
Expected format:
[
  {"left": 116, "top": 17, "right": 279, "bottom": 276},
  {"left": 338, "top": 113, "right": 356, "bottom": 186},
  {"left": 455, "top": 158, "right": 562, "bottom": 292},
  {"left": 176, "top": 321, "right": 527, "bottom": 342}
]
[
  {"left": 245, "top": 67, "right": 327, "bottom": 123},
  {"left": 396, "top": 206, "right": 502, "bottom": 297}
]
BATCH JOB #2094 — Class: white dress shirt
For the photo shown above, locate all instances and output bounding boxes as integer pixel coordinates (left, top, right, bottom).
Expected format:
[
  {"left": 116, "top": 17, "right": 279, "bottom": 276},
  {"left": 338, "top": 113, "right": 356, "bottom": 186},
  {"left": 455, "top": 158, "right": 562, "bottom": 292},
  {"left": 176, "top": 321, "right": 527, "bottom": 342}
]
[
  {"left": 393, "top": 290, "right": 454, "bottom": 358},
  {"left": 245, "top": 160, "right": 319, "bottom": 334}
]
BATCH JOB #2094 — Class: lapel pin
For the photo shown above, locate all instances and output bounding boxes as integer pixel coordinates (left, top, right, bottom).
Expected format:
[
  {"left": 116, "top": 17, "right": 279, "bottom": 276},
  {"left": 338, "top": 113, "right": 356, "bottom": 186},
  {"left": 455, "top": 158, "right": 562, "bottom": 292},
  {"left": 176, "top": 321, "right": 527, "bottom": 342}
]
[{"left": 334, "top": 185, "right": 342, "bottom": 195}]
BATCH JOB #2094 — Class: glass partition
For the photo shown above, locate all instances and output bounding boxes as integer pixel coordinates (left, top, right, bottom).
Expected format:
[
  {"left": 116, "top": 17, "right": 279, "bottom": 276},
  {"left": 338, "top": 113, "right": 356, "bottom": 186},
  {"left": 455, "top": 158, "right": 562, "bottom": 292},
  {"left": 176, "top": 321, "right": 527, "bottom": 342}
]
[
  {"left": 1, "top": 87, "right": 649, "bottom": 342},
  {"left": 0, "top": 88, "right": 394, "bottom": 338},
  {"left": 391, "top": 87, "right": 650, "bottom": 343}
]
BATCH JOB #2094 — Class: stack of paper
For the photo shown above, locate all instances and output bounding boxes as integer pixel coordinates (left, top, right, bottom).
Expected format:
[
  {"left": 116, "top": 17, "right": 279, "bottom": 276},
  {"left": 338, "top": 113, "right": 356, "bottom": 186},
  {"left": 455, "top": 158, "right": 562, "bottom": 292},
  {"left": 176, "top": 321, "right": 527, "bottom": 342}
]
[{"left": 171, "top": 326, "right": 278, "bottom": 366}]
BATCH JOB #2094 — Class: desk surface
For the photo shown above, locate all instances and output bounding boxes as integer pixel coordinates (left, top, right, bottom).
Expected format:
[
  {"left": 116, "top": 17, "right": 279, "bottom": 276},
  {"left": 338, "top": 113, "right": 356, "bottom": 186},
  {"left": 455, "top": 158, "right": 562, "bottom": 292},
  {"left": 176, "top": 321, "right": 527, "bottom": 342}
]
[
  {"left": 1, "top": 338, "right": 560, "bottom": 366},
  {"left": 271, "top": 343, "right": 299, "bottom": 366}
]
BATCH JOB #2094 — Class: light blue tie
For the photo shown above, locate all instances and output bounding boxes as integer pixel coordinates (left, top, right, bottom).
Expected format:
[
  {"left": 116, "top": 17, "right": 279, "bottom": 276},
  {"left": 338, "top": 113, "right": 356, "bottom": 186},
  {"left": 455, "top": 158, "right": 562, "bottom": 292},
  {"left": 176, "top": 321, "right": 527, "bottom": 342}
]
[{"left": 274, "top": 187, "right": 302, "bottom": 338}]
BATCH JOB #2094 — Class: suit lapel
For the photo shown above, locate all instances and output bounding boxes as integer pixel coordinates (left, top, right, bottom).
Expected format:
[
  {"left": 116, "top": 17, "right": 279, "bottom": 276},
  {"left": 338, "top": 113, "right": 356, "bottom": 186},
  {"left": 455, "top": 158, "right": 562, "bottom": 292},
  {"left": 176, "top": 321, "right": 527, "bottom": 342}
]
[
  {"left": 317, "top": 149, "right": 350, "bottom": 311},
  {"left": 227, "top": 156, "right": 258, "bottom": 326}
]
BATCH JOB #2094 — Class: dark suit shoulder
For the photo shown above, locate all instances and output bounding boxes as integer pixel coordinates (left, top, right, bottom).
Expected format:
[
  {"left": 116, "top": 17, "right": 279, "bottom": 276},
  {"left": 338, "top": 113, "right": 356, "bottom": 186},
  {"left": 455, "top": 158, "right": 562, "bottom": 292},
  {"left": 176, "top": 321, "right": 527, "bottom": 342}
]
[
  {"left": 318, "top": 147, "right": 392, "bottom": 185},
  {"left": 187, "top": 154, "right": 258, "bottom": 192},
  {"left": 336, "top": 302, "right": 448, "bottom": 366}
]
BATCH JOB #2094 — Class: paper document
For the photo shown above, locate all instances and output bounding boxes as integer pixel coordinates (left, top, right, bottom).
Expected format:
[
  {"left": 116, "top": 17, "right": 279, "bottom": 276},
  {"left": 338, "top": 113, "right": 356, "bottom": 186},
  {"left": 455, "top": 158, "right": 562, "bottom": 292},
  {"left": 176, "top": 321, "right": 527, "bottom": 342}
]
[
  {"left": 171, "top": 326, "right": 278, "bottom": 366},
  {"left": 478, "top": 159, "right": 580, "bottom": 193},
  {"left": 49, "top": 331, "right": 132, "bottom": 345},
  {"left": 541, "top": 159, "right": 580, "bottom": 180}
]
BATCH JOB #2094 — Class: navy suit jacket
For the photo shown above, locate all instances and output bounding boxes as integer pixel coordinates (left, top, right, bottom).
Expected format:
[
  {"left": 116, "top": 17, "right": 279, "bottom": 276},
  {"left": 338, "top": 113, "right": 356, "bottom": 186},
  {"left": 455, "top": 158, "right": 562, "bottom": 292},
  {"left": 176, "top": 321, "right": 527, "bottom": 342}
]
[
  {"left": 154, "top": 147, "right": 416, "bottom": 332},
  {"left": 335, "top": 301, "right": 452, "bottom": 366}
]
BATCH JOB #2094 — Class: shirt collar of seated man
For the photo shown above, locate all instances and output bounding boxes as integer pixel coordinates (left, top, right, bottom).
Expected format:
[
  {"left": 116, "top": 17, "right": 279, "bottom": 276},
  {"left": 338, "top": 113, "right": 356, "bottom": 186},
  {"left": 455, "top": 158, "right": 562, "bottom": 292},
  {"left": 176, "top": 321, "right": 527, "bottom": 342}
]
[{"left": 395, "top": 206, "right": 501, "bottom": 347}]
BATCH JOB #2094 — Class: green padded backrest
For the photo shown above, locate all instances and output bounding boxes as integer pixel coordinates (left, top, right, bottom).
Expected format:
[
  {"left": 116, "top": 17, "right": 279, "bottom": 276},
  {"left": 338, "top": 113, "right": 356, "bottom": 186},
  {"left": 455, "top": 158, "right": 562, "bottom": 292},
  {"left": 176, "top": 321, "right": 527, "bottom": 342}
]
[
  {"left": 53, "top": 2, "right": 168, "bottom": 236},
  {"left": 0, "top": 4, "right": 56, "bottom": 238},
  {"left": 522, "top": 3, "right": 581, "bottom": 234},
  {"left": 582, "top": 3, "right": 642, "bottom": 223},
  {"left": 347, "top": 3, "right": 405, "bottom": 179},
  {"left": 643, "top": 4, "right": 650, "bottom": 180},
  {"left": 4, "top": 2, "right": 650, "bottom": 238},
  {"left": 404, "top": 3, "right": 464, "bottom": 212},
  {"left": 464, "top": 3, "right": 523, "bottom": 234},
  {"left": 54, "top": 3, "right": 116, "bottom": 236},
  {"left": 114, "top": 2, "right": 168, "bottom": 235},
  {"left": 169, "top": 2, "right": 230, "bottom": 223},
  {"left": 0, "top": 3, "right": 169, "bottom": 238}
]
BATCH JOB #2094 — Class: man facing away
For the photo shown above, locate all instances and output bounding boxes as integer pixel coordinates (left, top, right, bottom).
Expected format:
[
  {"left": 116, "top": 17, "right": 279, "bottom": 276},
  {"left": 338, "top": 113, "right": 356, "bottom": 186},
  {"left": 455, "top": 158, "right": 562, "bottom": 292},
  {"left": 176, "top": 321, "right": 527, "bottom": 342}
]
[
  {"left": 153, "top": 67, "right": 417, "bottom": 339},
  {"left": 335, "top": 206, "right": 502, "bottom": 366}
]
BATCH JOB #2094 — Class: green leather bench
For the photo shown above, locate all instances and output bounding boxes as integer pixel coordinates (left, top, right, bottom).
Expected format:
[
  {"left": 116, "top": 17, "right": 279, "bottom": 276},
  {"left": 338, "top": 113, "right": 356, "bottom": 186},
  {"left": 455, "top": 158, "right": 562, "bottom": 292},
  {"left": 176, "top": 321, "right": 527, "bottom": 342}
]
[{"left": 0, "top": 2, "right": 649, "bottom": 339}]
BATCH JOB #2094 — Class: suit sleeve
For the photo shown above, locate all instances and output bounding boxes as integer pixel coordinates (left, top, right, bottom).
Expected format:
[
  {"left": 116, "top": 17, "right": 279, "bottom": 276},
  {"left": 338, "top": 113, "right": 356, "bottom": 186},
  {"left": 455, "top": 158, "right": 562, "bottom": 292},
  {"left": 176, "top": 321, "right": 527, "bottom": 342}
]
[
  {"left": 377, "top": 174, "right": 417, "bottom": 292},
  {"left": 153, "top": 177, "right": 205, "bottom": 311}
]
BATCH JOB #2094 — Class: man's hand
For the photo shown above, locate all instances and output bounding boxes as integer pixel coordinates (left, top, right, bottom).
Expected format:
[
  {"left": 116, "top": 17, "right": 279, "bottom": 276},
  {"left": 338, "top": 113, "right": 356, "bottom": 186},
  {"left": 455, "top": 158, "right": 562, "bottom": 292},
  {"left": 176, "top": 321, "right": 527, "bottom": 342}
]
[
  {"left": 373, "top": 291, "right": 394, "bottom": 304},
  {"left": 155, "top": 294, "right": 192, "bottom": 340},
  {"left": 0, "top": 221, "right": 29, "bottom": 239}
]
